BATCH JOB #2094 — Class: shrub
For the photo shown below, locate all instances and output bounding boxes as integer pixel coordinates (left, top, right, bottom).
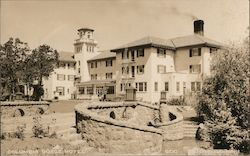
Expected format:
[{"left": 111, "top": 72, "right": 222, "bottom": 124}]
[
  {"left": 14, "top": 124, "right": 26, "bottom": 140},
  {"left": 32, "top": 116, "right": 48, "bottom": 138},
  {"left": 167, "top": 97, "right": 186, "bottom": 106},
  {"left": 196, "top": 43, "right": 250, "bottom": 153}
]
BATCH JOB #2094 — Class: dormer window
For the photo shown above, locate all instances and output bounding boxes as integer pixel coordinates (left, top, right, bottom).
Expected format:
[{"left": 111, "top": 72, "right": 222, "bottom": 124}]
[{"left": 189, "top": 48, "right": 201, "bottom": 57}]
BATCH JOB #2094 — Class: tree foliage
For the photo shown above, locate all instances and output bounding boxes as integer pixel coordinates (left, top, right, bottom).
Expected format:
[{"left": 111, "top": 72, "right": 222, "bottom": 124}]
[
  {"left": 0, "top": 38, "right": 30, "bottom": 100},
  {"left": 196, "top": 41, "right": 250, "bottom": 153},
  {"left": 0, "top": 38, "right": 58, "bottom": 101}
]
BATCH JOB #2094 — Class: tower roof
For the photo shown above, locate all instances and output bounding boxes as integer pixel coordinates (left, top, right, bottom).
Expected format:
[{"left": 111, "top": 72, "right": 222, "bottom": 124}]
[{"left": 77, "top": 28, "right": 94, "bottom": 32}]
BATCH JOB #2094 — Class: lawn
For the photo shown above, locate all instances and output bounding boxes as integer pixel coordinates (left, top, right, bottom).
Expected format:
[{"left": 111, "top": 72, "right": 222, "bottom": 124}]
[{"left": 49, "top": 100, "right": 88, "bottom": 113}]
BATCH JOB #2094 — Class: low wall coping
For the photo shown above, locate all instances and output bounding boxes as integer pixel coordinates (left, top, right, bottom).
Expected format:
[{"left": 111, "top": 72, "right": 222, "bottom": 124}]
[
  {"left": 0, "top": 101, "right": 50, "bottom": 106},
  {"left": 87, "top": 101, "right": 159, "bottom": 110}
]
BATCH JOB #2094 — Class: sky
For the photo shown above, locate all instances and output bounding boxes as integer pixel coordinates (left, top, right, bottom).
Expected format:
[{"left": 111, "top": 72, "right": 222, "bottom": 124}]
[{"left": 0, "top": 0, "right": 249, "bottom": 52}]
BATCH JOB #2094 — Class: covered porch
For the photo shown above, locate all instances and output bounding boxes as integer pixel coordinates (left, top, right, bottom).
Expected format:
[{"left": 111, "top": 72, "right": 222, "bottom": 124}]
[{"left": 76, "top": 80, "right": 116, "bottom": 101}]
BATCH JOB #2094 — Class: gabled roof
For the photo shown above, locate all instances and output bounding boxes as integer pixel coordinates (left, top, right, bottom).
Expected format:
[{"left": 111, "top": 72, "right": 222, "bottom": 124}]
[
  {"left": 171, "top": 35, "right": 223, "bottom": 48},
  {"left": 88, "top": 51, "right": 116, "bottom": 62},
  {"left": 111, "top": 34, "right": 223, "bottom": 52},
  {"left": 58, "top": 51, "right": 75, "bottom": 62},
  {"left": 112, "top": 36, "right": 175, "bottom": 51}
]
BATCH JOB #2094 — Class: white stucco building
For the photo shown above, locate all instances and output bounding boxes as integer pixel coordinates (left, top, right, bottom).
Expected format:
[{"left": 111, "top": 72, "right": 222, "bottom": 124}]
[{"left": 43, "top": 20, "right": 223, "bottom": 102}]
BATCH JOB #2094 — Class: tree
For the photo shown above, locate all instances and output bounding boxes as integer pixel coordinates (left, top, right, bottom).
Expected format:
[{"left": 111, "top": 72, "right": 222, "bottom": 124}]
[
  {"left": 29, "top": 45, "right": 58, "bottom": 100},
  {"left": 196, "top": 41, "right": 250, "bottom": 153},
  {"left": 0, "top": 38, "right": 30, "bottom": 101}
]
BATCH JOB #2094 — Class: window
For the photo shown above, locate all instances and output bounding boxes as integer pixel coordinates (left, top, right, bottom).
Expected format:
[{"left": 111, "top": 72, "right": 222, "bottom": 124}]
[
  {"left": 78, "top": 68, "right": 80, "bottom": 74},
  {"left": 136, "top": 82, "right": 147, "bottom": 92},
  {"left": 91, "top": 62, "right": 97, "bottom": 68},
  {"left": 139, "top": 83, "right": 144, "bottom": 91},
  {"left": 78, "top": 61, "right": 80, "bottom": 66},
  {"left": 120, "top": 83, "right": 123, "bottom": 91},
  {"left": 68, "top": 63, "right": 75, "bottom": 69},
  {"left": 59, "top": 62, "right": 66, "bottom": 68},
  {"left": 157, "top": 48, "right": 166, "bottom": 58},
  {"left": 191, "top": 82, "right": 196, "bottom": 91},
  {"left": 137, "top": 49, "right": 144, "bottom": 57},
  {"left": 106, "top": 59, "right": 113, "bottom": 67},
  {"left": 56, "top": 87, "right": 64, "bottom": 96},
  {"left": 107, "top": 86, "right": 115, "bottom": 94},
  {"left": 191, "top": 82, "right": 201, "bottom": 92},
  {"left": 67, "top": 88, "right": 69, "bottom": 94},
  {"left": 176, "top": 82, "right": 180, "bottom": 92},
  {"left": 165, "top": 82, "right": 169, "bottom": 92},
  {"left": 196, "top": 82, "right": 201, "bottom": 91},
  {"left": 190, "top": 64, "right": 201, "bottom": 73},
  {"left": 76, "top": 47, "right": 81, "bottom": 53},
  {"left": 122, "top": 66, "right": 129, "bottom": 75},
  {"left": 68, "top": 75, "right": 75, "bottom": 81},
  {"left": 189, "top": 48, "right": 201, "bottom": 57},
  {"left": 57, "top": 74, "right": 65, "bottom": 81},
  {"left": 78, "top": 87, "right": 85, "bottom": 95},
  {"left": 87, "top": 87, "right": 93, "bottom": 95},
  {"left": 106, "top": 73, "right": 112, "bottom": 79},
  {"left": 91, "top": 74, "right": 97, "bottom": 80},
  {"left": 122, "top": 49, "right": 129, "bottom": 59},
  {"left": 154, "top": 82, "right": 158, "bottom": 91},
  {"left": 157, "top": 65, "right": 166, "bottom": 73},
  {"left": 137, "top": 65, "right": 145, "bottom": 74}
]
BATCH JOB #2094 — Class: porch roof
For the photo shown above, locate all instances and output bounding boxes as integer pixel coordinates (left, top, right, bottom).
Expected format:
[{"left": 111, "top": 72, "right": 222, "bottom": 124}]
[{"left": 76, "top": 79, "right": 116, "bottom": 86}]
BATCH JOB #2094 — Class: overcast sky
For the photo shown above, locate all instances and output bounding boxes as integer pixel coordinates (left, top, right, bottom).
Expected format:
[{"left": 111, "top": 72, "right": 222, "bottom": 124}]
[{"left": 1, "top": 0, "right": 249, "bottom": 52}]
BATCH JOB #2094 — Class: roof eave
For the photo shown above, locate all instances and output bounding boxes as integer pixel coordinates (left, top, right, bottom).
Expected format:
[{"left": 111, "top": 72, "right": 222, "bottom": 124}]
[
  {"left": 111, "top": 43, "right": 175, "bottom": 52},
  {"left": 87, "top": 56, "right": 116, "bottom": 62}
]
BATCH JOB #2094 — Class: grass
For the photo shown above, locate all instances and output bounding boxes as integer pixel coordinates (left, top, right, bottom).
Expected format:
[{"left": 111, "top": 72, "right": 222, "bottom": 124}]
[{"left": 49, "top": 100, "right": 87, "bottom": 113}]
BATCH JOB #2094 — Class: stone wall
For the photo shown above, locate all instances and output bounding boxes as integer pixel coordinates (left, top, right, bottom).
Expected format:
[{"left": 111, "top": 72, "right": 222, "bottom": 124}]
[
  {"left": 0, "top": 101, "right": 50, "bottom": 118},
  {"left": 75, "top": 102, "right": 163, "bottom": 154},
  {"left": 88, "top": 102, "right": 158, "bottom": 126}
]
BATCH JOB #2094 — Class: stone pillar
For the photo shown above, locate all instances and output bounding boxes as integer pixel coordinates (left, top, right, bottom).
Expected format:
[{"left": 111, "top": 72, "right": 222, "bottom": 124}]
[{"left": 159, "top": 104, "right": 170, "bottom": 123}]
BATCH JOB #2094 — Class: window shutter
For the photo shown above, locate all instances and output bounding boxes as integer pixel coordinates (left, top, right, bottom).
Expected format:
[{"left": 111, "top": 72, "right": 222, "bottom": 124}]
[
  {"left": 189, "top": 49, "right": 192, "bottom": 57},
  {"left": 198, "top": 48, "right": 201, "bottom": 56},
  {"left": 137, "top": 66, "right": 138, "bottom": 73},
  {"left": 189, "top": 65, "right": 192, "bottom": 73},
  {"left": 142, "top": 49, "right": 144, "bottom": 56},
  {"left": 122, "top": 51, "right": 124, "bottom": 59},
  {"left": 137, "top": 50, "right": 139, "bottom": 57},
  {"left": 111, "top": 60, "right": 112, "bottom": 66}
]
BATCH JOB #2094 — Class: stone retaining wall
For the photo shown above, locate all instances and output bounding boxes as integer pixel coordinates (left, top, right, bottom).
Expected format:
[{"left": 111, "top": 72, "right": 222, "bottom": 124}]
[
  {"left": 0, "top": 101, "right": 50, "bottom": 118},
  {"left": 75, "top": 102, "right": 163, "bottom": 154}
]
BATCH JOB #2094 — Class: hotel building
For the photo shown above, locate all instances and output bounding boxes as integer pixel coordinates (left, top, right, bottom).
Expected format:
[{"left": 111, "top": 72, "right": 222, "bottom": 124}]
[{"left": 43, "top": 20, "right": 223, "bottom": 102}]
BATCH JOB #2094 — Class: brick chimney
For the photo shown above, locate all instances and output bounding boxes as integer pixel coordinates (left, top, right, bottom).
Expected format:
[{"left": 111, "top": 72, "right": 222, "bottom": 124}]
[{"left": 194, "top": 20, "right": 204, "bottom": 36}]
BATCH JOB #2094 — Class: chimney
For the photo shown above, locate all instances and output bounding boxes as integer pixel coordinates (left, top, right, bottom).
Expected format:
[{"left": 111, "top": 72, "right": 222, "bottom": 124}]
[{"left": 194, "top": 20, "right": 204, "bottom": 36}]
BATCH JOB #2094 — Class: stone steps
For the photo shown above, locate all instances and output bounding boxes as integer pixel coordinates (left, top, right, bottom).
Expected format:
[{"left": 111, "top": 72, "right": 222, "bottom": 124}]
[{"left": 183, "top": 120, "right": 198, "bottom": 138}]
